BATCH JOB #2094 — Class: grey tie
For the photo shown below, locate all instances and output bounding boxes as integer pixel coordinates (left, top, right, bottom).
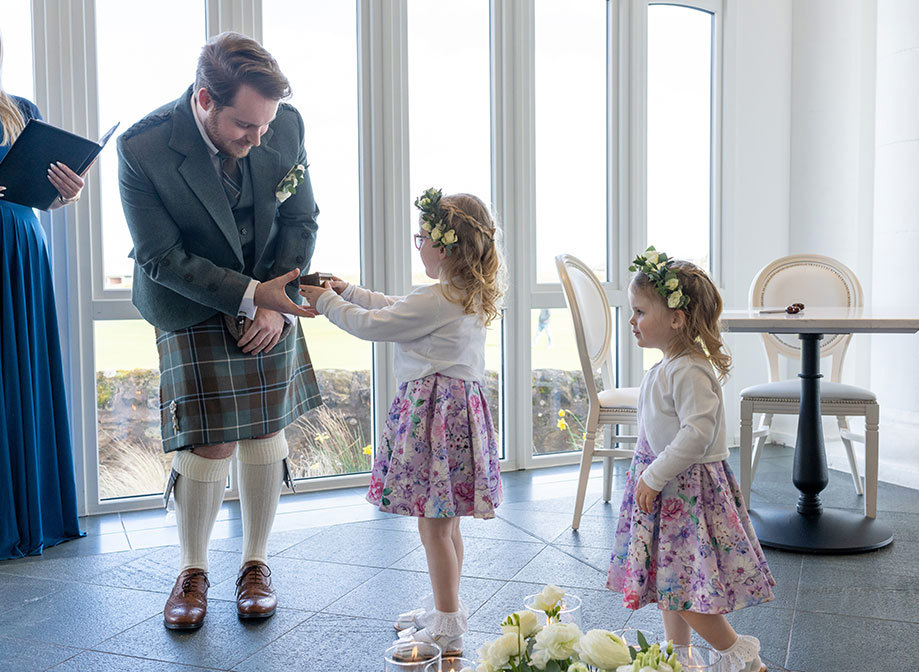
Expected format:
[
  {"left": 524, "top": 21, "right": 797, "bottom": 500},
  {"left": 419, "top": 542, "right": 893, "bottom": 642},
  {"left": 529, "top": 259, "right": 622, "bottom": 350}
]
[{"left": 219, "top": 154, "right": 241, "bottom": 206}]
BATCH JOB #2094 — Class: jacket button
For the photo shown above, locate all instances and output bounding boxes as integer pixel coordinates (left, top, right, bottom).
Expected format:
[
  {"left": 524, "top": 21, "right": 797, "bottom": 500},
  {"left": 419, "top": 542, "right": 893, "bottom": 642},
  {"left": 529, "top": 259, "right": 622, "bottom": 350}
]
[
  {"left": 295, "top": 255, "right": 304, "bottom": 263},
  {"left": 184, "top": 273, "right": 193, "bottom": 282},
  {"left": 240, "top": 227, "right": 248, "bottom": 235},
  {"left": 161, "top": 259, "right": 171, "bottom": 267},
  {"left": 207, "top": 283, "right": 218, "bottom": 292}
]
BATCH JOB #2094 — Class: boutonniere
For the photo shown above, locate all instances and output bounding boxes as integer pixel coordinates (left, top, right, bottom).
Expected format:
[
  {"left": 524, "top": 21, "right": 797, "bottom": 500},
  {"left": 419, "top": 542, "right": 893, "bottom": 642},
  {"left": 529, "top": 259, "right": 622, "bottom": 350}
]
[{"left": 276, "top": 163, "right": 306, "bottom": 203}]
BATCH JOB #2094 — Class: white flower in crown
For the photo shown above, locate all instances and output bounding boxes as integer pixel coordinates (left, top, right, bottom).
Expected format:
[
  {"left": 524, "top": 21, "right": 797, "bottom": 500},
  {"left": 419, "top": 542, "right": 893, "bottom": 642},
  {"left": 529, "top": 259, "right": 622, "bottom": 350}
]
[
  {"left": 442, "top": 229, "right": 457, "bottom": 245},
  {"left": 667, "top": 289, "right": 684, "bottom": 309},
  {"left": 276, "top": 163, "right": 306, "bottom": 203},
  {"left": 431, "top": 226, "right": 443, "bottom": 241}
]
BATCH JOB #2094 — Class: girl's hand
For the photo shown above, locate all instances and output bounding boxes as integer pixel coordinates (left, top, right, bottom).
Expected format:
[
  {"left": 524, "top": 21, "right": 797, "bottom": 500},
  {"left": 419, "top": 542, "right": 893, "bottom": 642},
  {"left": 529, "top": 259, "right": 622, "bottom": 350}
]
[
  {"left": 299, "top": 282, "right": 332, "bottom": 308},
  {"left": 328, "top": 275, "right": 348, "bottom": 295},
  {"left": 634, "top": 477, "right": 660, "bottom": 513}
]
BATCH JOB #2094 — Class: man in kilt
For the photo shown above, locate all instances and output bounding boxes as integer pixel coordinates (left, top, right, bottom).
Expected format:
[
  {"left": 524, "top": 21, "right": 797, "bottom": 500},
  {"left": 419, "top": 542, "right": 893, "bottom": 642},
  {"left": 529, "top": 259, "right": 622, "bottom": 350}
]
[{"left": 118, "top": 32, "right": 322, "bottom": 630}]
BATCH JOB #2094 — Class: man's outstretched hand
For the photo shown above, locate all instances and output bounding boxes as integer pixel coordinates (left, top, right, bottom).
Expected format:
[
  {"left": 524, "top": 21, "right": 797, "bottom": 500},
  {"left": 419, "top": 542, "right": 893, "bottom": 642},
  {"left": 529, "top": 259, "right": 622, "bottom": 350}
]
[{"left": 253, "top": 268, "right": 318, "bottom": 318}]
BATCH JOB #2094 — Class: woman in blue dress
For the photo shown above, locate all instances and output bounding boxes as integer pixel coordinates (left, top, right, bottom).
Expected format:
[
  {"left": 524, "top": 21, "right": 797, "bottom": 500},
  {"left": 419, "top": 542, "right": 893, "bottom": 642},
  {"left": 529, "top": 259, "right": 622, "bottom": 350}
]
[{"left": 0, "top": 40, "right": 88, "bottom": 559}]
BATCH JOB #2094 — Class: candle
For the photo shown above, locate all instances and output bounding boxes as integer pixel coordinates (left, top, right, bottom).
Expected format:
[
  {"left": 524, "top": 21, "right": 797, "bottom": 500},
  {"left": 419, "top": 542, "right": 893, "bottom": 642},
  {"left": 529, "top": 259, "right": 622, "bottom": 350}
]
[{"left": 384, "top": 641, "right": 441, "bottom": 671}]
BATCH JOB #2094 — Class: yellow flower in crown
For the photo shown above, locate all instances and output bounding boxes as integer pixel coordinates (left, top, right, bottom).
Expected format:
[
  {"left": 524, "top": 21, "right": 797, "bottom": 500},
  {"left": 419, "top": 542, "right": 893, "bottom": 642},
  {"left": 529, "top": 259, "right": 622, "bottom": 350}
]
[
  {"left": 414, "top": 187, "right": 459, "bottom": 255},
  {"left": 628, "top": 245, "right": 690, "bottom": 309}
]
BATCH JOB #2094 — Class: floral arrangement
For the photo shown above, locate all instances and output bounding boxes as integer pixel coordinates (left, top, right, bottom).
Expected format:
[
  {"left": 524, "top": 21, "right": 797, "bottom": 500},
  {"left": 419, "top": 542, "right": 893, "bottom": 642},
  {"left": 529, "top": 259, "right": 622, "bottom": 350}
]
[
  {"left": 414, "top": 187, "right": 459, "bottom": 255},
  {"left": 276, "top": 163, "right": 306, "bottom": 203},
  {"left": 628, "top": 246, "right": 689, "bottom": 309},
  {"left": 474, "top": 585, "right": 633, "bottom": 672}
]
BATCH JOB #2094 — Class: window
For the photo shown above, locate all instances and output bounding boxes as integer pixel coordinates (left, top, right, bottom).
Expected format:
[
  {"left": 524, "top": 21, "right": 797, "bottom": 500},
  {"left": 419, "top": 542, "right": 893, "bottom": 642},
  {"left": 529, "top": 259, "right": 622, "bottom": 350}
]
[
  {"left": 646, "top": 3, "right": 715, "bottom": 271},
  {"left": 1, "top": 1, "right": 34, "bottom": 103},
  {"left": 534, "top": 0, "right": 608, "bottom": 284},
  {"left": 407, "top": 0, "right": 491, "bottom": 285},
  {"left": 95, "top": 0, "right": 206, "bottom": 290},
  {"left": 263, "top": 0, "right": 372, "bottom": 480}
]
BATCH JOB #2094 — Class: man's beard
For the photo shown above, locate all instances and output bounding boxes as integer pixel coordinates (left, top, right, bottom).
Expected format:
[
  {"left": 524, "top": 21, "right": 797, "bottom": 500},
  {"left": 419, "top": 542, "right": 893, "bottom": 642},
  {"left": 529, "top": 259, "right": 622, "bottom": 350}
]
[{"left": 203, "top": 110, "right": 251, "bottom": 158}]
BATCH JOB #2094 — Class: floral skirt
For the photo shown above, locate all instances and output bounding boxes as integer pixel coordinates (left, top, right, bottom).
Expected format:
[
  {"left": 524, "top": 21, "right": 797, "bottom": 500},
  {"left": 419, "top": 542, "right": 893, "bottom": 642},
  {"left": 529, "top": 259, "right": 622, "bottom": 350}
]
[
  {"left": 366, "top": 373, "right": 502, "bottom": 518},
  {"left": 607, "top": 434, "right": 775, "bottom": 614}
]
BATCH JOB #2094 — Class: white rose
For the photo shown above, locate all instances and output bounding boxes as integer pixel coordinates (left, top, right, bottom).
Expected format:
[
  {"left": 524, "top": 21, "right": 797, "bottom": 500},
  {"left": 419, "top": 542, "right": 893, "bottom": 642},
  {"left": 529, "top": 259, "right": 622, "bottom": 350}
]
[
  {"left": 276, "top": 190, "right": 291, "bottom": 203},
  {"left": 576, "top": 630, "right": 632, "bottom": 670},
  {"left": 568, "top": 664, "right": 590, "bottom": 672},
  {"left": 530, "top": 648, "right": 551, "bottom": 670},
  {"left": 667, "top": 290, "right": 683, "bottom": 308},
  {"left": 431, "top": 227, "right": 443, "bottom": 241},
  {"left": 530, "top": 584, "right": 566, "bottom": 611},
  {"left": 443, "top": 229, "right": 457, "bottom": 245},
  {"left": 421, "top": 221, "right": 433, "bottom": 232},
  {"left": 501, "top": 610, "right": 541, "bottom": 638},
  {"left": 484, "top": 632, "right": 524, "bottom": 669},
  {"left": 644, "top": 249, "right": 659, "bottom": 265},
  {"left": 533, "top": 622, "right": 582, "bottom": 661},
  {"left": 616, "top": 666, "right": 635, "bottom": 672},
  {"left": 664, "top": 277, "right": 679, "bottom": 291}
]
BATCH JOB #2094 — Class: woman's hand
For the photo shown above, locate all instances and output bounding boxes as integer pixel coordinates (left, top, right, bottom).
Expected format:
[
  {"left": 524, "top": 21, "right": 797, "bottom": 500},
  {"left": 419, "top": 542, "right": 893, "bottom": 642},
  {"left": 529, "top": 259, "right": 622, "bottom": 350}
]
[
  {"left": 634, "top": 477, "right": 660, "bottom": 513},
  {"left": 298, "top": 282, "right": 332, "bottom": 309},
  {"left": 47, "top": 162, "right": 86, "bottom": 208}
]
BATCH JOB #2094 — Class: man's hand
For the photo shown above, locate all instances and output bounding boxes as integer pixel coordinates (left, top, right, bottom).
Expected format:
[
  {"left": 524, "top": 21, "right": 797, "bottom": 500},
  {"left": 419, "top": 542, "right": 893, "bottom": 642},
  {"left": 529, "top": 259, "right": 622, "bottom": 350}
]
[
  {"left": 253, "top": 268, "right": 315, "bottom": 317},
  {"left": 634, "top": 477, "right": 660, "bottom": 514},
  {"left": 299, "top": 281, "right": 332, "bottom": 309},
  {"left": 238, "top": 309, "right": 285, "bottom": 355}
]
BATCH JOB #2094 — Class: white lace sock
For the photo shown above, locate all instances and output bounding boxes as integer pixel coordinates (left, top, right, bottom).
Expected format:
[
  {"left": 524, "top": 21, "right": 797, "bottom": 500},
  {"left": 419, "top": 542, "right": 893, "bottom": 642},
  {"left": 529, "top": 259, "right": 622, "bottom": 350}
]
[
  {"left": 425, "top": 608, "right": 468, "bottom": 638},
  {"left": 173, "top": 450, "right": 233, "bottom": 572},
  {"left": 718, "top": 634, "right": 765, "bottom": 672},
  {"left": 237, "top": 434, "right": 288, "bottom": 565}
]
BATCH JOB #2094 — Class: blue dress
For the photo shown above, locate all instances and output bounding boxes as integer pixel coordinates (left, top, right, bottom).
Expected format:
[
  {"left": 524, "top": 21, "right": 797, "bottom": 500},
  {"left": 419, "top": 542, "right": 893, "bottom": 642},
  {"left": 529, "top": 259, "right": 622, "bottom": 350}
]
[{"left": 0, "top": 96, "right": 83, "bottom": 559}]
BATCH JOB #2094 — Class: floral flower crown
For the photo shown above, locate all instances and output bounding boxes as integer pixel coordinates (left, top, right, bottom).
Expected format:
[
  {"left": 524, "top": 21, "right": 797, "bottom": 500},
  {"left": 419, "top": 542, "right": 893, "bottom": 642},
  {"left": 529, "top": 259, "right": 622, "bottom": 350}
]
[
  {"left": 414, "top": 187, "right": 459, "bottom": 255},
  {"left": 628, "top": 245, "right": 690, "bottom": 309}
]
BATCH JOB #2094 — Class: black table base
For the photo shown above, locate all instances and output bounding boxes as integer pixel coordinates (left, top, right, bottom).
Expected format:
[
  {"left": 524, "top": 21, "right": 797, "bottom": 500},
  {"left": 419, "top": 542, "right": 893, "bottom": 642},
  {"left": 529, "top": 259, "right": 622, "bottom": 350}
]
[{"left": 749, "top": 333, "right": 893, "bottom": 554}]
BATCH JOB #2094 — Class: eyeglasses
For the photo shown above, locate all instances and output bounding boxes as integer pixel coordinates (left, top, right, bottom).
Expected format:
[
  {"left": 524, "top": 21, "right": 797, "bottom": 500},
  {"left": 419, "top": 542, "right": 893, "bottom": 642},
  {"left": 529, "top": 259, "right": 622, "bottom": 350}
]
[{"left": 413, "top": 233, "right": 430, "bottom": 250}]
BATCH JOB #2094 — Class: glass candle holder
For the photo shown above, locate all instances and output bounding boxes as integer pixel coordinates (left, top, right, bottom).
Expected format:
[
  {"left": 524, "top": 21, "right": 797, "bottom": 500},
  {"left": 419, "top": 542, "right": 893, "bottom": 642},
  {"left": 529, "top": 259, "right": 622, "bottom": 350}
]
[
  {"left": 671, "top": 644, "right": 723, "bottom": 671},
  {"left": 384, "top": 641, "right": 441, "bottom": 671},
  {"left": 424, "top": 655, "right": 477, "bottom": 672},
  {"left": 611, "top": 627, "right": 657, "bottom": 655},
  {"left": 523, "top": 593, "right": 583, "bottom": 627}
]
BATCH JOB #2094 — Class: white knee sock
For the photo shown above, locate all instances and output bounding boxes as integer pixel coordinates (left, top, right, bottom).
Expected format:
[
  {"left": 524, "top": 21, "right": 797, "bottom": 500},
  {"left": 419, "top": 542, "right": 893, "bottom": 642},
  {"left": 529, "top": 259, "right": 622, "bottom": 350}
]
[
  {"left": 237, "top": 434, "right": 288, "bottom": 565},
  {"left": 173, "top": 450, "right": 233, "bottom": 573}
]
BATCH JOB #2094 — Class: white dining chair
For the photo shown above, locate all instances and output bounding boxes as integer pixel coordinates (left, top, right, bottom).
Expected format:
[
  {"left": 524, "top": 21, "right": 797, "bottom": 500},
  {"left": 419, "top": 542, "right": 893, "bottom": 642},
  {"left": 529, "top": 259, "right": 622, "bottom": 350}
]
[
  {"left": 556, "top": 254, "right": 639, "bottom": 530},
  {"left": 738, "top": 254, "right": 879, "bottom": 517}
]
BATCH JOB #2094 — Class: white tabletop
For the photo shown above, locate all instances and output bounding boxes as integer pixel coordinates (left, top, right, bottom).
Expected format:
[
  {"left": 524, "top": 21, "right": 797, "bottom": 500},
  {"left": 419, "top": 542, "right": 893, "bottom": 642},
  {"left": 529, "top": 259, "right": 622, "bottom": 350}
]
[{"left": 721, "top": 307, "right": 919, "bottom": 334}]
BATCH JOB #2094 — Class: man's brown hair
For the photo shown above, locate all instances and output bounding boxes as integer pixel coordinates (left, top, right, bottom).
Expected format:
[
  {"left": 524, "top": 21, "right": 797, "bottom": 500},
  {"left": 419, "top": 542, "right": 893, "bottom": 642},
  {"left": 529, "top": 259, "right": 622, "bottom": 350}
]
[{"left": 195, "top": 31, "right": 290, "bottom": 108}]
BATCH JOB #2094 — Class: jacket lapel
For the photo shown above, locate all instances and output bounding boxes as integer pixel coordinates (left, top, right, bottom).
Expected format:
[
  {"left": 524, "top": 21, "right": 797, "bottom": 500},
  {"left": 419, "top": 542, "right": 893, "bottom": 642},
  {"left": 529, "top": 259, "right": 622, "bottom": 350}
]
[
  {"left": 168, "top": 87, "right": 244, "bottom": 266},
  {"left": 248, "top": 125, "right": 280, "bottom": 267}
]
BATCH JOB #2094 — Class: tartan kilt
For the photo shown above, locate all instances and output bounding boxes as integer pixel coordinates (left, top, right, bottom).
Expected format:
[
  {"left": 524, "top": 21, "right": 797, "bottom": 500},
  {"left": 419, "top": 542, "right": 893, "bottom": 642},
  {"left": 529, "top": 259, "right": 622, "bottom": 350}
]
[{"left": 155, "top": 314, "right": 322, "bottom": 452}]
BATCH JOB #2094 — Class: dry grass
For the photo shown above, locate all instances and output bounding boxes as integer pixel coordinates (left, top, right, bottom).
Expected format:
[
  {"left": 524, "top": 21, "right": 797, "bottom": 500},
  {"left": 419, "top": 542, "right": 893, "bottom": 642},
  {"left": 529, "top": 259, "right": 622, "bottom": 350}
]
[
  {"left": 287, "top": 405, "right": 372, "bottom": 479},
  {"left": 98, "top": 430, "right": 172, "bottom": 500}
]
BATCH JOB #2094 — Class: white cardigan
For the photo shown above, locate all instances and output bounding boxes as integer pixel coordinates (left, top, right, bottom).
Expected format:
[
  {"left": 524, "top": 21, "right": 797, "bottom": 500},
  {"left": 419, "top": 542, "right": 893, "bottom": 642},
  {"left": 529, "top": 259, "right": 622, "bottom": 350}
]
[
  {"left": 638, "top": 354, "right": 729, "bottom": 492},
  {"left": 315, "top": 283, "right": 487, "bottom": 384}
]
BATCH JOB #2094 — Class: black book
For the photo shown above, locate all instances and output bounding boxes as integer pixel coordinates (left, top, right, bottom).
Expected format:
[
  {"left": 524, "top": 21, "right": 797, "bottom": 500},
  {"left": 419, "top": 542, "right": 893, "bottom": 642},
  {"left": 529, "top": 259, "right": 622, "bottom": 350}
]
[{"left": 0, "top": 119, "right": 119, "bottom": 210}]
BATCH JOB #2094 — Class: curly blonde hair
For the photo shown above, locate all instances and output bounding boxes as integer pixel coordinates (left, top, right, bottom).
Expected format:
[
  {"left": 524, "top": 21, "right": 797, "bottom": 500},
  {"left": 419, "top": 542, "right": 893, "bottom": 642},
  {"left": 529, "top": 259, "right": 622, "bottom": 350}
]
[
  {"left": 430, "top": 193, "right": 506, "bottom": 326},
  {"left": 632, "top": 260, "right": 732, "bottom": 382}
]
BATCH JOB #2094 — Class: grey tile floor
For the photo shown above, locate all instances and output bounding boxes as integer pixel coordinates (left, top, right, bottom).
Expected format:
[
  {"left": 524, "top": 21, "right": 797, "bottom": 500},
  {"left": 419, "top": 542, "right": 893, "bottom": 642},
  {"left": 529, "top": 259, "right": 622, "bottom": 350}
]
[{"left": 1, "top": 445, "right": 918, "bottom": 671}]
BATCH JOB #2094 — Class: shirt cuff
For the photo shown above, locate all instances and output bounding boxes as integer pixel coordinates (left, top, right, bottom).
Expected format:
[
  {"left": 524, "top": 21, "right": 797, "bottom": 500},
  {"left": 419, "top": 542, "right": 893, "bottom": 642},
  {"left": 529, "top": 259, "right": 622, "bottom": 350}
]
[{"left": 237, "top": 279, "right": 259, "bottom": 320}]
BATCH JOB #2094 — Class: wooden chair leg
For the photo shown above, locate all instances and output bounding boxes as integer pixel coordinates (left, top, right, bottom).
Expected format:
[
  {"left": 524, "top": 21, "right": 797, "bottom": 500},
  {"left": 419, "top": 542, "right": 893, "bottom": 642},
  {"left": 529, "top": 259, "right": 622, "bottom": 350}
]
[
  {"left": 572, "top": 427, "right": 597, "bottom": 530},
  {"left": 837, "top": 415, "right": 864, "bottom": 496},
  {"left": 602, "top": 425, "right": 613, "bottom": 502},
  {"left": 864, "top": 404, "right": 879, "bottom": 519},
  {"left": 739, "top": 399, "right": 754, "bottom": 507},
  {"left": 751, "top": 412, "right": 772, "bottom": 479}
]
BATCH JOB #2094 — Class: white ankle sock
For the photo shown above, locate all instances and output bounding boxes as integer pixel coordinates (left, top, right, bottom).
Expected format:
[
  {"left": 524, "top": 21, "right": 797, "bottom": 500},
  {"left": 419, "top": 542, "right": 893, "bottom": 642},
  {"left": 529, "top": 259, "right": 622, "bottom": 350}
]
[
  {"left": 237, "top": 434, "right": 288, "bottom": 565},
  {"left": 172, "top": 450, "right": 233, "bottom": 572},
  {"left": 718, "top": 634, "right": 764, "bottom": 672}
]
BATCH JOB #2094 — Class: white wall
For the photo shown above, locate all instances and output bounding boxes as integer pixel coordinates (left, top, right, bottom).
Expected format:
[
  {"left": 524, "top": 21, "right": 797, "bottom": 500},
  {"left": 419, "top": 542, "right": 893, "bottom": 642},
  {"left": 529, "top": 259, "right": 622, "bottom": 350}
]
[
  {"left": 720, "top": 0, "right": 793, "bottom": 441},
  {"left": 870, "top": 0, "right": 919, "bottom": 486}
]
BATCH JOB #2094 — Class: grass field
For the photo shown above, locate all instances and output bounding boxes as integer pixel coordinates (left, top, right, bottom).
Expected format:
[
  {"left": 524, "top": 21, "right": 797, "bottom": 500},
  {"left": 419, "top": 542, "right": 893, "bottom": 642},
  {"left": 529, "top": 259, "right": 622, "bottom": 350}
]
[{"left": 94, "top": 308, "right": 589, "bottom": 375}]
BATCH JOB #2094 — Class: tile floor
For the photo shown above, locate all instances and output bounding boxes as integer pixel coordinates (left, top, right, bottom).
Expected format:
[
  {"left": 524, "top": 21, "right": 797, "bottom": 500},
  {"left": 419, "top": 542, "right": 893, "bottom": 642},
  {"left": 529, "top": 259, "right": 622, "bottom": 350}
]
[{"left": 1, "top": 445, "right": 917, "bottom": 671}]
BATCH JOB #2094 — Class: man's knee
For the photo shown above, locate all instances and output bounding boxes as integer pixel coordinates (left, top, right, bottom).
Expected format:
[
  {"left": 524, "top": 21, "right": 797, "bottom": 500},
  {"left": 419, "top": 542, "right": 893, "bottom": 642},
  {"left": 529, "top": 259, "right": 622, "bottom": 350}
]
[{"left": 191, "top": 442, "right": 237, "bottom": 460}]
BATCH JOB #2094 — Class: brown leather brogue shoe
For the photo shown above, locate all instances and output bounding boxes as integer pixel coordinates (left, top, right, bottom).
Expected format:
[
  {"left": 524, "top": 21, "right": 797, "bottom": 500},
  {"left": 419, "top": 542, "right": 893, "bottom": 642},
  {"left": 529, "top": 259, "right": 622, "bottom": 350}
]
[
  {"left": 163, "top": 568, "right": 210, "bottom": 630},
  {"left": 236, "top": 561, "right": 277, "bottom": 619}
]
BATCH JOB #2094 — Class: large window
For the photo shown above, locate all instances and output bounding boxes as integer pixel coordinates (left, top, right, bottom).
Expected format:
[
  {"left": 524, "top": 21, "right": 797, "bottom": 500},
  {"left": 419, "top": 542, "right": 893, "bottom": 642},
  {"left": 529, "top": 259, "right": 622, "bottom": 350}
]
[
  {"left": 263, "top": 0, "right": 372, "bottom": 480},
  {"left": 646, "top": 3, "right": 715, "bottom": 271},
  {"left": 534, "top": 0, "right": 608, "bottom": 284},
  {"left": 1, "top": 2, "right": 34, "bottom": 103},
  {"left": 95, "top": 0, "right": 206, "bottom": 290}
]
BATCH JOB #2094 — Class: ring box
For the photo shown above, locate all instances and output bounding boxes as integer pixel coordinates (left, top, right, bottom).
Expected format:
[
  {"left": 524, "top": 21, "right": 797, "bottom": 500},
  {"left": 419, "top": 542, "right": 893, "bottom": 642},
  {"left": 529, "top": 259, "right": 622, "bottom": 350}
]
[{"left": 299, "top": 272, "right": 333, "bottom": 286}]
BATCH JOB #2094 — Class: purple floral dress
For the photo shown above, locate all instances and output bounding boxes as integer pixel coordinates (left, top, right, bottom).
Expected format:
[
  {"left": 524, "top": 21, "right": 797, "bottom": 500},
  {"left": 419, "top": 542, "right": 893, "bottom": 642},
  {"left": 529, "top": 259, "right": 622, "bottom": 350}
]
[
  {"left": 366, "top": 373, "right": 502, "bottom": 518},
  {"left": 607, "top": 433, "right": 775, "bottom": 613}
]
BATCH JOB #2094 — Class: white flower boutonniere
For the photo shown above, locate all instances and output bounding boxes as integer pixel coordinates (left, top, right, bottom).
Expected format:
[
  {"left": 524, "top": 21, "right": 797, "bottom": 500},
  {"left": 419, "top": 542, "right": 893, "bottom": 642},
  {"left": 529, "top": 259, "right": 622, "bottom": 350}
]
[{"left": 276, "top": 163, "right": 306, "bottom": 203}]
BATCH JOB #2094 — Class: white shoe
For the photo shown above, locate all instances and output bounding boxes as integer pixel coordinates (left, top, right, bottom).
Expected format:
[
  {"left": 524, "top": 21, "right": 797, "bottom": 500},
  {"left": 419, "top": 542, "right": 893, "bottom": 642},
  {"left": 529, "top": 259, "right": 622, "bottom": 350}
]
[
  {"left": 395, "top": 626, "right": 464, "bottom": 658},
  {"left": 393, "top": 597, "right": 469, "bottom": 632},
  {"left": 718, "top": 634, "right": 767, "bottom": 672}
]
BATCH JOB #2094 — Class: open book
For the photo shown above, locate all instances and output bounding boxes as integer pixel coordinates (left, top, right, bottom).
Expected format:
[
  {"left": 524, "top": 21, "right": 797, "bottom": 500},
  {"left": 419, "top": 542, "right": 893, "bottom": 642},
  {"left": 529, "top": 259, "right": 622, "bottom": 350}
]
[{"left": 0, "top": 119, "right": 119, "bottom": 210}]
